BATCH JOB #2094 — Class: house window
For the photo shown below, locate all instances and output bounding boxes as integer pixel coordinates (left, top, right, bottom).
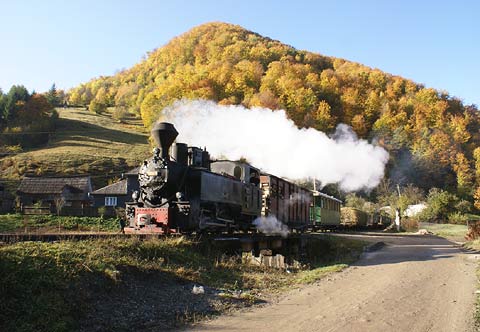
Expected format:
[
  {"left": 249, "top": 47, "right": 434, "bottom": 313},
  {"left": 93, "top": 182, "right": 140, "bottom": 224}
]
[{"left": 105, "top": 197, "right": 117, "bottom": 206}]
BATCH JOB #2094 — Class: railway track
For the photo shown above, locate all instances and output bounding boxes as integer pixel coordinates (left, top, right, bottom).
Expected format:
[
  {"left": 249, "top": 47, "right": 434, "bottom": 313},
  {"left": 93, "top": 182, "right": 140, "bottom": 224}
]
[
  {"left": 0, "top": 228, "right": 386, "bottom": 244},
  {"left": 0, "top": 231, "right": 306, "bottom": 256}
]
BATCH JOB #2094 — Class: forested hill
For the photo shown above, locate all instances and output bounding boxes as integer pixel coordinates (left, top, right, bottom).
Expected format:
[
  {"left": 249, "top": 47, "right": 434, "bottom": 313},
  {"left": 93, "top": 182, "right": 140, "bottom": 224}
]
[{"left": 68, "top": 22, "right": 480, "bottom": 205}]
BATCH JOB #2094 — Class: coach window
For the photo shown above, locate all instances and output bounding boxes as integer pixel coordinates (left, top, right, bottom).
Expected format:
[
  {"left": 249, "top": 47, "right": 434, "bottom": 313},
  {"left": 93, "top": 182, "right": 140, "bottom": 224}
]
[
  {"left": 234, "top": 166, "right": 242, "bottom": 180},
  {"left": 105, "top": 197, "right": 117, "bottom": 206},
  {"left": 249, "top": 170, "right": 260, "bottom": 186}
]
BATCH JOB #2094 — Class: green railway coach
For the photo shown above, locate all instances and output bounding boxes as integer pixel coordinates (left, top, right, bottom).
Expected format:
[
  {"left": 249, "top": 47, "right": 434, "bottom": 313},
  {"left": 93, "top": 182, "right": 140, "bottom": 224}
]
[{"left": 310, "top": 191, "right": 342, "bottom": 229}]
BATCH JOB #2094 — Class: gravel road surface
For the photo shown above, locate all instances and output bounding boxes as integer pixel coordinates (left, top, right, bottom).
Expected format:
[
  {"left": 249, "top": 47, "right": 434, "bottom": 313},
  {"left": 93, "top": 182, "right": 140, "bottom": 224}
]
[{"left": 188, "top": 233, "right": 478, "bottom": 332}]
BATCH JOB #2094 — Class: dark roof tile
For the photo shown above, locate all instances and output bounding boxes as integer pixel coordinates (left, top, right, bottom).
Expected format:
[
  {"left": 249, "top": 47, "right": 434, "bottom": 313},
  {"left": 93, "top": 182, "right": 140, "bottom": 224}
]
[
  {"left": 91, "top": 179, "right": 128, "bottom": 195},
  {"left": 17, "top": 176, "right": 91, "bottom": 195}
]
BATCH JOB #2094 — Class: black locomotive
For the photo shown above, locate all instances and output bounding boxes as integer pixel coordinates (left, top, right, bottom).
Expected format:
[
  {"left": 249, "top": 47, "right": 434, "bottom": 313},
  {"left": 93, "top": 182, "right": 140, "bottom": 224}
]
[{"left": 125, "top": 122, "right": 262, "bottom": 233}]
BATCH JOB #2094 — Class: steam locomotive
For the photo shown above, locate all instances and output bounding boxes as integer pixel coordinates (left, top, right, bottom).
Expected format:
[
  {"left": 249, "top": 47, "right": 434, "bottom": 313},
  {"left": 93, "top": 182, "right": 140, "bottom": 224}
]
[
  {"left": 125, "top": 122, "right": 262, "bottom": 233},
  {"left": 125, "top": 122, "right": 355, "bottom": 234}
]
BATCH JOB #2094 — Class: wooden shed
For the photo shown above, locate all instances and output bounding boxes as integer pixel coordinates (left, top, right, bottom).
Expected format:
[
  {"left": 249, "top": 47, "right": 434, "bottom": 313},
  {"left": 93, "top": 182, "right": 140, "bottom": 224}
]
[{"left": 17, "top": 176, "right": 93, "bottom": 215}]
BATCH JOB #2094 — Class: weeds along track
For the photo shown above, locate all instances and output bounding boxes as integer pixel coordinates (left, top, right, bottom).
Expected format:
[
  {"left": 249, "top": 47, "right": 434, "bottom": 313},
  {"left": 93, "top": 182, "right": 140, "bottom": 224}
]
[
  {"left": 0, "top": 231, "right": 297, "bottom": 244},
  {"left": 0, "top": 232, "right": 164, "bottom": 244},
  {"left": 0, "top": 228, "right": 385, "bottom": 245}
]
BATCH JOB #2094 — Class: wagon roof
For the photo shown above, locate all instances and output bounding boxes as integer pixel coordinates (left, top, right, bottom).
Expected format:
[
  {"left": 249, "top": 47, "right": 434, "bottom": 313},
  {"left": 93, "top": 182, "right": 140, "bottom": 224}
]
[{"left": 312, "top": 191, "right": 343, "bottom": 203}]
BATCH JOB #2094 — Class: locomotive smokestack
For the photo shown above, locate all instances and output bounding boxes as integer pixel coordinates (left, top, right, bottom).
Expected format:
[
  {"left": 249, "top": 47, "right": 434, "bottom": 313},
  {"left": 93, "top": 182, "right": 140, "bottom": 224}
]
[{"left": 151, "top": 122, "right": 178, "bottom": 158}]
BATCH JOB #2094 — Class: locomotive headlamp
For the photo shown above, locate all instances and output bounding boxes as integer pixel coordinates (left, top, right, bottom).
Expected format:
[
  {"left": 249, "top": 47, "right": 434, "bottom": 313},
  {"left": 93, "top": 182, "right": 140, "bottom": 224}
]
[
  {"left": 132, "top": 191, "right": 139, "bottom": 201},
  {"left": 176, "top": 192, "right": 184, "bottom": 200}
]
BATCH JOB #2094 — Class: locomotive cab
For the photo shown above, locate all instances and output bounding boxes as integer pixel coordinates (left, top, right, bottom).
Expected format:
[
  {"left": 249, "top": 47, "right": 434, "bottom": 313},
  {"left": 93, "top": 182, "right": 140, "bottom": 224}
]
[
  {"left": 210, "top": 160, "right": 260, "bottom": 185},
  {"left": 210, "top": 160, "right": 262, "bottom": 217}
]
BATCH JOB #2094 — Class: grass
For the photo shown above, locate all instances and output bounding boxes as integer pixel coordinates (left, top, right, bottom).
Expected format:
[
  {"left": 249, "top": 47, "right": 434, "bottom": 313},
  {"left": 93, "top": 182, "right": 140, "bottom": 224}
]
[
  {"left": 461, "top": 231, "right": 480, "bottom": 329},
  {"left": 0, "top": 235, "right": 365, "bottom": 332},
  {"left": 0, "top": 107, "right": 150, "bottom": 189},
  {"left": 420, "top": 222, "right": 468, "bottom": 238},
  {"left": 0, "top": 213, "right": 120, "bottom": 233},
  {"left": 295, "top": 264, "right": 347, "bottom": 283},
  {"left": 464, "top": 239, "right": 480, "bottom": 251},
  {"left": 467, "top": 214, "right": 480, "bottom": 221},
  {"left": 294, "top": 235, "right": 366, "bottom": 283}
]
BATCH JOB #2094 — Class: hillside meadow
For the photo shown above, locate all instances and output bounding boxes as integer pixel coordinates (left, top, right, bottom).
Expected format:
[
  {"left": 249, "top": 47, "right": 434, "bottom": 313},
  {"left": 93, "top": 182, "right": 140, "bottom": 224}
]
[{"left": 0, "top": 107, "right": 150, "bottom": 189}]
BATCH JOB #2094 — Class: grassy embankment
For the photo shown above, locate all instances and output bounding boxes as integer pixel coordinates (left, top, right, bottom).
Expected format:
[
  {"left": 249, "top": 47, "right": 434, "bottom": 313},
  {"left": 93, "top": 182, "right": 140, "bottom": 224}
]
[
  {"left": 420, "top": 222, "right": 469, "bottom": 239},
  {"left": 0, "top": 107, "right": 150, "bottom": 190},
  {"left": 0, "top": 235, "right": 365, "bottom": 332},
  {"left": 0, "top": 214, "right": 119, "bottom": 233}
]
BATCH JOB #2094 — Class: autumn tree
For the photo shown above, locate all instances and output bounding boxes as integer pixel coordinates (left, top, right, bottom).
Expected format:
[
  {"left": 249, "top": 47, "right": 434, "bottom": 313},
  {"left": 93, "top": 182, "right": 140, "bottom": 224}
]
[
  {"left": 0, "top": 89, "right": 5, "bottom": 125},
  {"left": 452, "top": 152, "right": 474, "bottom": 197},
  {"left": 3, "top": 85, "right": 30, "bottom": 122},
  {"left": 474, "top": 187, "right": 480, "bottom": 211},
  {"left": 89, "top": 99, "right": 107, "bottom": 114},
  {"left": 474, "top": 148, "right": 480, "bottom": 211},
  {"left": 45, "top": 83, "right": 60, "bottom": 106},
  {"left": 0, "top": 86, "right": 56, "bottom": 148},
  {"left": 314, "top": 100, "right": 335, "bottom": 132}
]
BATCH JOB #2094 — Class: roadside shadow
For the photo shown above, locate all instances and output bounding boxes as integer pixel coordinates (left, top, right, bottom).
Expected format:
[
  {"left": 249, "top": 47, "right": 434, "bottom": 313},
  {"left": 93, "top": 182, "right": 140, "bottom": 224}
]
[
  {"left": 78, "top": 266, "right": 263, "bottom": 332},
  {"left": 347, "top": 234, "right": 474, "bottom": 267}
]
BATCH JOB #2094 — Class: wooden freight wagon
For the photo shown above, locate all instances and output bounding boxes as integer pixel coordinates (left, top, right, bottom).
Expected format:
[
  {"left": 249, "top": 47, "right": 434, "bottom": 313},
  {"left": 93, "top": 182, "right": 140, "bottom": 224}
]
[
  {"left": 259, "top": 174, "right": 312, "bottom": 230},
  {"left": 340, "top": 207, "right": 368, "bottom": 227}
]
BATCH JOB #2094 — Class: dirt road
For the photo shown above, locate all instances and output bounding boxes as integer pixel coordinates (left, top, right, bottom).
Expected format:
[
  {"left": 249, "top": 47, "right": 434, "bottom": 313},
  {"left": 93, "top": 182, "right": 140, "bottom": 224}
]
[{"left": 188, "top": 234, "right": 478, "bottom": 332}]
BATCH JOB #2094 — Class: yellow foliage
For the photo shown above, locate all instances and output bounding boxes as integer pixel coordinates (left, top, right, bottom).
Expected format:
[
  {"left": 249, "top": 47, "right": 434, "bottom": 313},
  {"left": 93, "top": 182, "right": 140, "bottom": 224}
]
[
  {"left": 452, "top": 152, "right": 474, "bottom": 195},
  {"left": 62, "top": 22, "right": 479, "bottom": 200},
  {"left": 474, "top": 187, "right": 480, "bottom": 210}
]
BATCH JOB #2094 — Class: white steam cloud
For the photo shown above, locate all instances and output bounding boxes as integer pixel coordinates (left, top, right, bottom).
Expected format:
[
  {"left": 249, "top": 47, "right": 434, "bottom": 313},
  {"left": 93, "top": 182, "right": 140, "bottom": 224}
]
[
  {"left": 253, "top": 216, "right": 290, "bottom": 237},
  {"left": 162, "top": 100, "right": 389, "bottom": 191}
]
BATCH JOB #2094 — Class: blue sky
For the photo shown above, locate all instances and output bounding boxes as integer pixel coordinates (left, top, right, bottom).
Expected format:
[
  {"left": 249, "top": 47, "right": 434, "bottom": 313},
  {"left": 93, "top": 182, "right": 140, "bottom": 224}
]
[{"left": 1, "top": 0, "right": 478, "bottom": 106}]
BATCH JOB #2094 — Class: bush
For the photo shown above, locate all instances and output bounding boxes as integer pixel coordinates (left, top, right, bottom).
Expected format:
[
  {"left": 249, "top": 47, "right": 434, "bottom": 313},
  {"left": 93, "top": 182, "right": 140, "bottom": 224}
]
[
  {"left": 112, "top": 106, "right": 128, "bottom": 122},
  {"left": 50, "top": 108, "right": 59, "bottom": 121},
  {"left": 455, "top": 200, "right": 472, "bottom": 214},
  {"left": 417, "top": 188, "right": 459, "bottom": 223},
  {"left": 88, "top": 99, "right": 107, "bottom": 114},
  {"left": 401, "top": 218, "right": 419, "bottom": 232},
  {"left": 447, "top": 212, "right": 469, "bottom": 225}
]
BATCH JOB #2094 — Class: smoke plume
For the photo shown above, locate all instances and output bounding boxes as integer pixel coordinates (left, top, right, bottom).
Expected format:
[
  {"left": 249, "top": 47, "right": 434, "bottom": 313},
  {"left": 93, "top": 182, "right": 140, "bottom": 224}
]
[
  {"left": 253, "top": 216, "right": 290, "bottom": 237},
  {"left": 162, "top": 100, "right": 389, "bottom": 191}
]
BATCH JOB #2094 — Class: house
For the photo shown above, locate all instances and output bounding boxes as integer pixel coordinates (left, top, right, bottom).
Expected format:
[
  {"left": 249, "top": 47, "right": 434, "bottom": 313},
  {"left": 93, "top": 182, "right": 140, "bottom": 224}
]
[
  {"left": 0, "top": 182, "right": 14, "bottom": 213},
  {"left": 90, "top": 168, "right": 139, "bottom": 214},
  {"left": 17, "top": 176, "right": 93, "bottom": 215}
]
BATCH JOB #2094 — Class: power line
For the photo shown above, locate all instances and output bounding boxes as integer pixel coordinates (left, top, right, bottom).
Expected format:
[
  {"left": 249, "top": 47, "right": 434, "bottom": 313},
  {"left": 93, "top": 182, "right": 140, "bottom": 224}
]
[{"left": 0, "top": 130, "right": 148, "bottom": 135}]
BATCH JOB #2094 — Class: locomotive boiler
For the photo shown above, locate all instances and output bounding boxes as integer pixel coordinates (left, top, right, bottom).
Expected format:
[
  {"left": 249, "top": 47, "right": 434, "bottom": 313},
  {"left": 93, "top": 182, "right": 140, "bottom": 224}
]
[{"left": 125, "top": 122, "right": 262, "bottom": 233}]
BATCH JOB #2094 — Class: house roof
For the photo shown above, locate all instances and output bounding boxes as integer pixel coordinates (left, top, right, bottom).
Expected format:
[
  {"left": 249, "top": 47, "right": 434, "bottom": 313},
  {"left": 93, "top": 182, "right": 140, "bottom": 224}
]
[
  {"left": 91, "top": 179, "right": 128, "bottom": 195},
  {"left": 17, "top": 176, "right": 92, "bottom": 196},
  {"left": 124, "top": 167, "right": 139, "bottom": 176}
]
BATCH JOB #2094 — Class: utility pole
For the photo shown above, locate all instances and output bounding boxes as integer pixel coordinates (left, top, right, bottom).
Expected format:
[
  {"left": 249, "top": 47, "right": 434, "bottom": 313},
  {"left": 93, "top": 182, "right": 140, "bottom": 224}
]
[{"left": 395, "top": 184, "right": 401, "bottom": 231}]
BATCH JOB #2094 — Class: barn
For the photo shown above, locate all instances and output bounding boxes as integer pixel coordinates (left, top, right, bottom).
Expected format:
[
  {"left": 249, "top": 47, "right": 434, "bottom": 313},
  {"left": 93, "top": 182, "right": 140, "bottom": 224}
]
[{"left": 17, "top": 176, "right": 93, "bottom": 215}]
